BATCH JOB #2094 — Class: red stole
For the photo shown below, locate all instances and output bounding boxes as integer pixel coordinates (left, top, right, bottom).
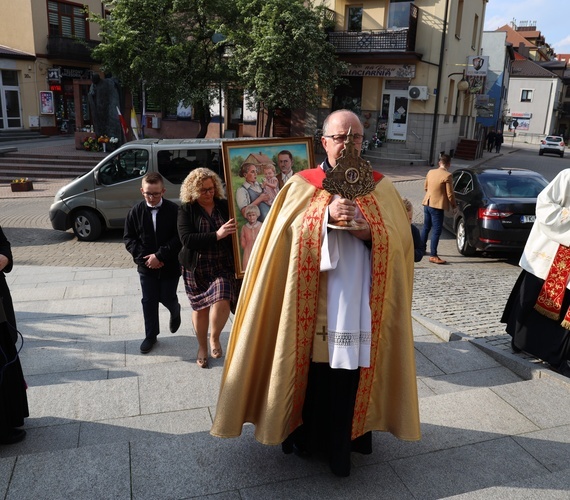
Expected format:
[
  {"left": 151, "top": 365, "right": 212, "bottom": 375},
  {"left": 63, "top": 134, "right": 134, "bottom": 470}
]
[{"left": 535, "top": 244, "right": 570, "bottom": 329}]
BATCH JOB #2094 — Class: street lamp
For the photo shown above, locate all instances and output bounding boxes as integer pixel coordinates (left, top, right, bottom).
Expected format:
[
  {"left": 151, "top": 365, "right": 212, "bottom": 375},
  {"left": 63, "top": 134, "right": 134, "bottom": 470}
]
[
  {"left": 449, "top": 71, "right": 469, "bottom": 92},
  {"left": 212, "top": 33, "right": 226, "bottom": 138}
]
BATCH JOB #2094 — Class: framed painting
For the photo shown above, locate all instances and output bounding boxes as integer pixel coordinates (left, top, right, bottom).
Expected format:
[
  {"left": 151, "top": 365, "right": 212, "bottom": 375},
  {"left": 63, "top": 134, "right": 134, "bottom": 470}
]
[{"left": 222, "top": 136, "right": 315, "bottom": 278}]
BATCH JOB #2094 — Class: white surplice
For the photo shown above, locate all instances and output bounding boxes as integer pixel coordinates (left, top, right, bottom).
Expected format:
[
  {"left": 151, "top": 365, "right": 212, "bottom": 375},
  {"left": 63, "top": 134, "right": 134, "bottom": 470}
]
[{"left": 320, "top": 203, "right": 372, "bottom": 369}]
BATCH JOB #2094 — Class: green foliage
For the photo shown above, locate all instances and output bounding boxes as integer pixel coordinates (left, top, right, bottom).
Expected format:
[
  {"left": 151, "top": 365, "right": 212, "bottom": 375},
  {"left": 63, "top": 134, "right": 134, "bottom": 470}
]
[
  {"left": 90, "top": 0, "right": 236, "bottom": 117},
  {"left": 89, "top": 0, "right": 344, "bottom": 136},
  {"left": 226, "top": 0, "right": 345, "bottom": 113}
]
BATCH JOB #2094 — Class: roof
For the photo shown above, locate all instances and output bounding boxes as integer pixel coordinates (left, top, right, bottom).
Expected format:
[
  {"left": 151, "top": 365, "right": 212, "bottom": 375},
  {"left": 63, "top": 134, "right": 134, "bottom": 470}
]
[
  {"left": 0, "top": 44, "right": 35, "bottom": 60},
  {"left": 511, "top": 59, "right": 558, "bottom": 79},
  {"left": 496, "top": 24, "right": 535, "bottom": 49},
  {"left": 243, "top": 152, "right": 275, "bottom": 166}
]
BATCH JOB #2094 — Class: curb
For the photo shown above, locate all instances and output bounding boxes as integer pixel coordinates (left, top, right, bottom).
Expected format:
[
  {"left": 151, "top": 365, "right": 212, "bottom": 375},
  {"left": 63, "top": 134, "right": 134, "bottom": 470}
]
[{"left": 412, "top": 312, "right": 570, "bottom": 388}]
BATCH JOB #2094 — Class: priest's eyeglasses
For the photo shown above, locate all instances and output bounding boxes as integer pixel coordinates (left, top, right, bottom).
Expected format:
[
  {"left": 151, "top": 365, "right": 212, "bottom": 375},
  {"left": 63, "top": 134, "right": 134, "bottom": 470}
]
[
  {"left": 323, "top": 133, "right": 364, "bottom": 144},
  {"left": 142, "top": 192, "right": 163, "bottom": 198}
]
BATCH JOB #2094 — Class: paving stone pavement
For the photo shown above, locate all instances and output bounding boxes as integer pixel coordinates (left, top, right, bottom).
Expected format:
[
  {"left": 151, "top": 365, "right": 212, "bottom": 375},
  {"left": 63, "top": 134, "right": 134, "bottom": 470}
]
[{"left": 1, "top": 139, "right": 569, "bottom": 498}]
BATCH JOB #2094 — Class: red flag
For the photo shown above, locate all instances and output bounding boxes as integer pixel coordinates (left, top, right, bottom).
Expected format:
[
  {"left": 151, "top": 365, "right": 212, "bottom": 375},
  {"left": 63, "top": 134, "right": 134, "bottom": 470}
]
[{"left": 116, "top": 106, "right": 129, "bottom": 139}]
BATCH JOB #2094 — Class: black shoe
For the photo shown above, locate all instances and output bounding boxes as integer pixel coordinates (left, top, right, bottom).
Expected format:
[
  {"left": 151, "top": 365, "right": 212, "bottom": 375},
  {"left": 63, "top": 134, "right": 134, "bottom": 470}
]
[
  {"left": 169, "top": 304, "right": 181, "bottom": 333},
  {"left": 140, "top": 337, "right": 157, "bottom": 354},
  {"left": 553, "top": 360, "right": 570, "bottom": 378},
  {"left": 0, "top": 428, "right": 26, "bottom": 445}
]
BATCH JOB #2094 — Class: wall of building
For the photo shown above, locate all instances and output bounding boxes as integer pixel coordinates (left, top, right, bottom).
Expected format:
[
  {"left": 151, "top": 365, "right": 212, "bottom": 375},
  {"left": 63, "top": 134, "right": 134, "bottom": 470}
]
[
  {"left": 0, "top": 1, "right": 35, "bottom": 54},
  {"left": 478, "top": 31, "right": 509, "bottom": 130},
  {"left": 508, "top": 77, "right": 561, "bottom": 138}
]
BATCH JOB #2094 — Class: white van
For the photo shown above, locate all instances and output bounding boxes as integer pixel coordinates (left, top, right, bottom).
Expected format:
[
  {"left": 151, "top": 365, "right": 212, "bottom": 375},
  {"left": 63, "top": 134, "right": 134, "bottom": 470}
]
[{"left": 49, "top": 138, "right": 225, "bottom": 241}]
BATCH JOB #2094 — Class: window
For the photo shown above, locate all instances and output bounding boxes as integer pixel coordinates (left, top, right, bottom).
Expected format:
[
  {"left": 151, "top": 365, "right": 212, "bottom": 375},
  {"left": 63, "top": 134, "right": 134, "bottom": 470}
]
[
  {"left": 455, "top": 0, "right": 464, "bottom": 39},
  {"left": 346, "top": 6, "right": 363, "bottom": 31},
  {"left": 521, "top": 89, "right": 533, "bottom": 102},
  {"left": 157, "top": 149, "right": 222, "bottom": 185},
  {"left": 98, "top": 150, "right": 149, "bottom": 185},
  {"left": 48, "top": 0, "right": 88, "bottom": 39},
  {"left": 388, "top": 0, "right": 411, "bottom": 29},
  {"left": 332, "top": 77, "right": 362, "bottom": 114},
  {"left": 453, "top": 172, "right": 473, "bottom": 195},
  {"left": 471, "top": 14, "right": 479, "bottom": 50}
]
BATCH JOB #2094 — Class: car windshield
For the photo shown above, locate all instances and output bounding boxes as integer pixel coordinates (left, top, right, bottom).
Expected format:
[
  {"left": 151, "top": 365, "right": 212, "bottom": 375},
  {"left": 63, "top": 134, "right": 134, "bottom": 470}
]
[
  {"left": 546, "top": 136, "right": 562, "bottom": 142},
  {"left": 478, "top": 173, "right": 547, "bottom": 198}
]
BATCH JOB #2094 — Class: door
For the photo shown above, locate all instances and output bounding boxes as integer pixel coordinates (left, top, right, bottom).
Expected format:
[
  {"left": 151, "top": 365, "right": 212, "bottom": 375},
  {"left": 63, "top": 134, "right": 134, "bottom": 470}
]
[
  {"left": 0, "top": 70, "right": 22, "bottom": 129},
  {"left": 387, "top": 91, "right": 408, "bottom": 140}
]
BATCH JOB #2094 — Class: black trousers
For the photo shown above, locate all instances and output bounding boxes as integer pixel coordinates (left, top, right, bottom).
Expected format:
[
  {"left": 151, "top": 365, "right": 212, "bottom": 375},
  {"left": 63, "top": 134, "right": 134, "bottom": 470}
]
[
  {"left": 139, "top": 273, "right": 180, "bottom": 339},
  {"left": 284, "top": 362, "right": 372, "bottom": 476}
]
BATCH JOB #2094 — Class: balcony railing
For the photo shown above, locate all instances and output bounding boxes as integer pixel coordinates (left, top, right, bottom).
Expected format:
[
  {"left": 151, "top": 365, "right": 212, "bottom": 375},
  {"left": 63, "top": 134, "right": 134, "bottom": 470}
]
[
  {"left": 47, "top": 35, "right": 99, "bottom": 61},
  {"left": 328, "top": 4, "right": 418, "bottom": 54}
]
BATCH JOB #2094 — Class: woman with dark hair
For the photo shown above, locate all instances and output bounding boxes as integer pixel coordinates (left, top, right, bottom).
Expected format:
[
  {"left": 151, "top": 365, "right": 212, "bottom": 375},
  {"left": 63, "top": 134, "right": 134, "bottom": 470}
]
[
  {"left": 0, "top": 225, "right": 29, "bottom": 444},
  {"left": 178, "top": 168, "right": 239, "bottom": 368}
]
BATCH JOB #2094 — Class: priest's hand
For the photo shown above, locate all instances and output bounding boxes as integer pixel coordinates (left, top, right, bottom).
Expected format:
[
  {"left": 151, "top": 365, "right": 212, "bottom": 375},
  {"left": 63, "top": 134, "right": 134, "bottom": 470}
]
[
  {"left": 328, "top": 197, "right": 356, "bottom": 223},
  {"left": 351, "top": 219, "right": 371, "bottom": 242}
]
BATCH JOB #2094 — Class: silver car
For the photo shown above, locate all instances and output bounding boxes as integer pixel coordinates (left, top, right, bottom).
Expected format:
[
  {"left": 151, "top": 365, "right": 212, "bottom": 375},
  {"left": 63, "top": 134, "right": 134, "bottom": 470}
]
[
  {"left": 49, "top": 139, "right": 225, "bottom": 241},
  {"left": 539, "top": 135, "right": 565, "bottom": 158}
]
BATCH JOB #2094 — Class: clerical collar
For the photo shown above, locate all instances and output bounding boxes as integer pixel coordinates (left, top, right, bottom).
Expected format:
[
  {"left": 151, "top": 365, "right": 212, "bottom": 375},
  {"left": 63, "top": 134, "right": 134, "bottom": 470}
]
[{"left": 321, "top": 159, "right": 334, "bottom": 172}]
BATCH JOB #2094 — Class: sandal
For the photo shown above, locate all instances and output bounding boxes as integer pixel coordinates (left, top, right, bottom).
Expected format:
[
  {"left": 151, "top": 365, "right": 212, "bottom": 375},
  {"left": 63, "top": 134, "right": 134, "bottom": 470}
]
[
  {"left": 196, "top": 357, "right": 209, "bottom": 368},
  {"left": 211, "top": 347, "right": 223, "bottom": 359}
]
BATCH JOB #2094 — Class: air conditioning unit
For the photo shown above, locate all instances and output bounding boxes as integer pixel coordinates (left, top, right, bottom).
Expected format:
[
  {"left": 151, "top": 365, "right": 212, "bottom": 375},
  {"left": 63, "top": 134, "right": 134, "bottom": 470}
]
[{"left": 408, "top": 86, "right": 429, "bottom": 100}]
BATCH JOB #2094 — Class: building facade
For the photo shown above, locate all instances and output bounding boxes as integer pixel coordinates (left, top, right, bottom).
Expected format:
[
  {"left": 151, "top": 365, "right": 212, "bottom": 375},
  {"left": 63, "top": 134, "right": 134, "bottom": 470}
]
[
  {"left": 0, "top": 0, "right": 107, "bottom": 137},
  {"left": 319, "top": 0, "right": 488, "bottom": 164},
  {"left": 476, "top": 31, "right": 513, "bottom": 134}
]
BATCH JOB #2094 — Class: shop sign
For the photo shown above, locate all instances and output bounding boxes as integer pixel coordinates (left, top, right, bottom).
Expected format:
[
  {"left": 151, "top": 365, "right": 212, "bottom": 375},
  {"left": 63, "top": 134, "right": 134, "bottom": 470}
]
[
  {"left": 47, "top": 67, "right": 61, "bottom": 83},
  {"left": 341, "top": 64, "right": 415, "bottom": 78},
  {"left": 466, "top": 56, "right": 489, "bottom": 76}
]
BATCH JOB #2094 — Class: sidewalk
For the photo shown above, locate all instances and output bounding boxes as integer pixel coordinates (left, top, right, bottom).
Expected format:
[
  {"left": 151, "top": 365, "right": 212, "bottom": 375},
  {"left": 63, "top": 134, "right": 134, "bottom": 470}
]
[
  {"left": 2, "top": 265, "right": 570, "bottom": 499},
  {"left": 3, "top": 140, "right": 570, "bottom": 498}
]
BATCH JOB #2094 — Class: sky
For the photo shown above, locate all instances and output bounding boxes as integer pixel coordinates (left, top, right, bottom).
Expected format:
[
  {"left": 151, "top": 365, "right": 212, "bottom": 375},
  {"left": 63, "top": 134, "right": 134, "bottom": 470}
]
[{"left": 484, "top": 0, "right": 570, "bottom": 54}]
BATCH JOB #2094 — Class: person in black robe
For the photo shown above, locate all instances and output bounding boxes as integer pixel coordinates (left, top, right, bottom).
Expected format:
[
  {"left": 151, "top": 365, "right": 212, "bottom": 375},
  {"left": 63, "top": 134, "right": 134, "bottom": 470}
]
[
  {"left": 501, "top": 169, "right": 570, "bottom": 377},
  {"left": 0, "top": 225, "right": 29, "bottom": 444},
  {"left": 502, "top": 271, "right": 570, "bottom": 376}
]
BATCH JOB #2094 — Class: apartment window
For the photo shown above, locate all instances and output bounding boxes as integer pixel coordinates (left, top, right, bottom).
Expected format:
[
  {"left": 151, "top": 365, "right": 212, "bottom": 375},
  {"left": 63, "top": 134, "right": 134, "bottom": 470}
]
[
  {"left": 347, "top": 6, "right": 363, "bottom": 31},
  {"left": 521, "top": 89, "right": 533, "bottom": 102},
  {"left": 455, "top": 0, "right": 464, "bottom": 39},
  {"left": 388, "top": 0, "right": 411, "bottom": 29},
  {"left": 48, "top": 0, "right": 88, "bottom": 39},
  {"left": 471, "top": 14, "right": 479, "bottom": 50}
]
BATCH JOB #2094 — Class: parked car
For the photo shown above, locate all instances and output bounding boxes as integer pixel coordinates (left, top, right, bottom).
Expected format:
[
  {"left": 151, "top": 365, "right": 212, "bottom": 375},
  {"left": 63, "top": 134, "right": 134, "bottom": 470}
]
[
  {"left": 49, "top": 139, "right": 226, "bottom": 241},
  {"left": 443, "top": 166, "right": 549, "bottom": 256},
  {"left": 539, "top": 135, "right": 565, "bottom": 157}
]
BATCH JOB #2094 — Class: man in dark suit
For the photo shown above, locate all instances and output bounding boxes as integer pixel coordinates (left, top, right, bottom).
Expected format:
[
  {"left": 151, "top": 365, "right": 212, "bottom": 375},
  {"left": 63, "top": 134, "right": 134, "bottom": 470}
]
[
  {"left": 124, "top": 173, "right": 182, "bottom": 353},
  {"left": 277, "top": 150, "right": 295, "bottom": 188}
]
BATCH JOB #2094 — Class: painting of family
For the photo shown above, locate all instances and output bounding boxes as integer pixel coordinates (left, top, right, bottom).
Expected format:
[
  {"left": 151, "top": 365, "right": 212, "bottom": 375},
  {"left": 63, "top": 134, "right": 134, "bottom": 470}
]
[{"left": 222, "top": 137, "right": 314, "bottom": 277}]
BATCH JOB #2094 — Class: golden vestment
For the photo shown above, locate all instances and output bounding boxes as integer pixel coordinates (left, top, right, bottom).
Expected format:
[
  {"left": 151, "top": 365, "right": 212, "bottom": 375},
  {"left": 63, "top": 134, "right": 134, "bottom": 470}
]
[{"left": 211, "top": 169, "right": 421, "bottom": 444}]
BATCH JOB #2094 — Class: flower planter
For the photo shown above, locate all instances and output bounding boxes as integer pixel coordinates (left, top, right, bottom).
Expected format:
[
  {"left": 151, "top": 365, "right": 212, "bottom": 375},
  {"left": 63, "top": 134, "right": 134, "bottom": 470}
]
[{"left": 11, "top": 181, "right": 33, "bottom": 192}]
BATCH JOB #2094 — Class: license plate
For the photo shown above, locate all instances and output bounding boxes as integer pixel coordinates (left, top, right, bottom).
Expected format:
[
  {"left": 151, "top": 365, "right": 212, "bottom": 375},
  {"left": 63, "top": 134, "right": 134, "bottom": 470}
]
[{"left": 521, "top": 215, "right": 536, "bottom": 223}]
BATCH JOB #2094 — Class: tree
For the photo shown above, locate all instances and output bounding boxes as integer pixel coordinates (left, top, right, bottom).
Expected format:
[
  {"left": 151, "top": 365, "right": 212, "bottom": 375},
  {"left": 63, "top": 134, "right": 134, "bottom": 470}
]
[
  {"left": 224, "top": 0, "right": 345, "bottom": 136},
  {"left": 89, "top": 0, "right": 344, "bottom": 138},
  {"left": 89, "top": 0, "right": 237, "bottom": 137}
]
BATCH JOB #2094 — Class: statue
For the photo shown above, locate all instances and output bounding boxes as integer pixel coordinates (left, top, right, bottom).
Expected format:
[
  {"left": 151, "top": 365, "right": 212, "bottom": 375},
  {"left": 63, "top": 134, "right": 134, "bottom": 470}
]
[{"left": 88, "top": 73, "right": 123, "bottom": 143}]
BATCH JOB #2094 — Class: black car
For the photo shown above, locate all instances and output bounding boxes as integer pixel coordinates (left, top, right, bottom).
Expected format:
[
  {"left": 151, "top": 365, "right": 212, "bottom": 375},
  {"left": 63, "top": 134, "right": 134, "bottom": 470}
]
[{"left": 443, "top": 166, "right": 549, "bottom": 256}]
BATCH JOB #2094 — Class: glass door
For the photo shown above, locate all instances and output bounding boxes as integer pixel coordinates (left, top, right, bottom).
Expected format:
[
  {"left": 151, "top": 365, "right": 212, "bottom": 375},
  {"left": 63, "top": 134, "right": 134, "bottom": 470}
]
[
  {"left": 0, "top": 70, "right": 22, "bottom": 129},
  {"left": 4, "top": 90, "right": 22, "bottom": 128},
  {"left": 387, "top": 91, "right": 408, "bottom": 140}
]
